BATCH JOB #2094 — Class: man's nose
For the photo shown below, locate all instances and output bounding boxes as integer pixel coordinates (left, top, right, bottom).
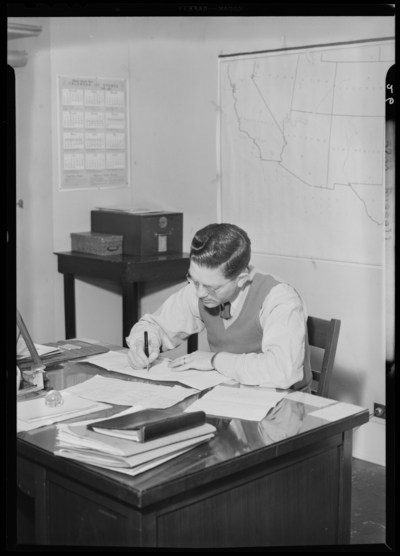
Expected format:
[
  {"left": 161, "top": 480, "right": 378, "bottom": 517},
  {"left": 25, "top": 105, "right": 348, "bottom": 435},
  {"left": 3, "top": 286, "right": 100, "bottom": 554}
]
[{"left": 196, "top": 285, "right": 208, "bottom": 299}]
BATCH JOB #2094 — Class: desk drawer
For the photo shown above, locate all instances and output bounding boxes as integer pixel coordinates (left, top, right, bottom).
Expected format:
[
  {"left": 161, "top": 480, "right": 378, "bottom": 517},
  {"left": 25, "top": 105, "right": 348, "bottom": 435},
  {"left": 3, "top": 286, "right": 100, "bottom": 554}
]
[{"left": 46, "top": 472, "right": 140, "bottom": 546}]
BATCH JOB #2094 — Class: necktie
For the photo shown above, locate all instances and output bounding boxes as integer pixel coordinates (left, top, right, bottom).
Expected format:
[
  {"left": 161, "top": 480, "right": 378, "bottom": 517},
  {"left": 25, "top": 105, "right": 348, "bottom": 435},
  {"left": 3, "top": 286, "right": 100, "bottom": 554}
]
[{"left": 219, "top": 302, "right": 232, "bottom": 320}]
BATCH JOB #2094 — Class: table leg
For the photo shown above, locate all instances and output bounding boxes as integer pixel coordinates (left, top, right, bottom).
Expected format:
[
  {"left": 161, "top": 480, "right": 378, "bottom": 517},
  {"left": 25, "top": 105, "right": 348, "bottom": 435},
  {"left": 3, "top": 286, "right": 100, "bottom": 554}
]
[
  {"left": 63, "top": 273, "right": 76, "bottom": 339},
  {"left": 338, "top": 429, "right": 353, "bottom": 544},
  {"left": 122, "top": 281, "right": 140, "bottom": 348}
]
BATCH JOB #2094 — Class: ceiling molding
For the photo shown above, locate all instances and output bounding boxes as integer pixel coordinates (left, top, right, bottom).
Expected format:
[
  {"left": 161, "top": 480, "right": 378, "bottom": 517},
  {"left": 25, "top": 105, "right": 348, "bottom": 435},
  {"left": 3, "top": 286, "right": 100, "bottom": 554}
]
[
  {"left": 7, "top": 21, "right": 42, "bottom": 68},
  {"left": 8, "top": 22, "right": 42, "bottom": 41}
]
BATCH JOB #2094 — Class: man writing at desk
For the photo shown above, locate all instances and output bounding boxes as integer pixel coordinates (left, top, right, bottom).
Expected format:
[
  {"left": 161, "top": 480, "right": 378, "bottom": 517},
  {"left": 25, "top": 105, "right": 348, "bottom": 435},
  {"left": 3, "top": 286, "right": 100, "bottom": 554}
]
[{"left": 127, "top": 223, "right": 312, "bottom": 391}]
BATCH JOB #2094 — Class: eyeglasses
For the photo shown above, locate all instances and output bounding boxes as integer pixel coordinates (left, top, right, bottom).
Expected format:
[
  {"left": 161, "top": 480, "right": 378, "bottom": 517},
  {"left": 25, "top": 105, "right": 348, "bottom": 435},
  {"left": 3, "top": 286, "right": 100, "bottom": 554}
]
[{"left": 186, "top": 272, "right": 231, "bottom": 296}]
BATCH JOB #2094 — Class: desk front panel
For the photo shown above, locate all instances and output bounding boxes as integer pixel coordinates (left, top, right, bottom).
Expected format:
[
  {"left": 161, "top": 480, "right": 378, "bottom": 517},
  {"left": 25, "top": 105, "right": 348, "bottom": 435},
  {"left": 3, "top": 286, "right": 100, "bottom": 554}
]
[{"left": 18, "top": 432, "right": 347, "bottom": 547}]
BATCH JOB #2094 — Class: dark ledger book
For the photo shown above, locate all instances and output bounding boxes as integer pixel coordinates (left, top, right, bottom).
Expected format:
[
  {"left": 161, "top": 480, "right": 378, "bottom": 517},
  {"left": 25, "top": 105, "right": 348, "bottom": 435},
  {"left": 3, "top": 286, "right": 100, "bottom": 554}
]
[{"left": 87, "top": 408, "right": 206, "bottom": 442}]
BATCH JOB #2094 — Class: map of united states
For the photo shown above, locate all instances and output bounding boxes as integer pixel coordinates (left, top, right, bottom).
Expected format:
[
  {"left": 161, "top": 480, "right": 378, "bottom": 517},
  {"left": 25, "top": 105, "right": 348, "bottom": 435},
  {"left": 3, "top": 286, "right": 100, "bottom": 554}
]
[{"left": 220, "top": 41, "right": 394, "bottom": 265}]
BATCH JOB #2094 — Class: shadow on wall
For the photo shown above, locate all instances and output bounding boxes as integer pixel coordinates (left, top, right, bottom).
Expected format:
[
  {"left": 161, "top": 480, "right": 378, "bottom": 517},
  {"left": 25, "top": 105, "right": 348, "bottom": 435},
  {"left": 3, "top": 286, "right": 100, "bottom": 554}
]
[
  {"left": 329, "top": 365, "right": 367, "bottom": 407},
  {"left": 142, "top": 277, "right": 186, "bottom": 300},
  {"left": 310, "top": 346, "right": 367, "bottom": 406}
]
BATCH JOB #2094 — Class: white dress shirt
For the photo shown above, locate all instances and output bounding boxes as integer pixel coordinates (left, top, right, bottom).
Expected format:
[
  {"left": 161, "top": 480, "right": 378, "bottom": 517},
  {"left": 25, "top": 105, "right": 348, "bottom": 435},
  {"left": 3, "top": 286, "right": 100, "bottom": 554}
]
[{"left": 127, "top": 266, "right": 309, "bottom": 389}]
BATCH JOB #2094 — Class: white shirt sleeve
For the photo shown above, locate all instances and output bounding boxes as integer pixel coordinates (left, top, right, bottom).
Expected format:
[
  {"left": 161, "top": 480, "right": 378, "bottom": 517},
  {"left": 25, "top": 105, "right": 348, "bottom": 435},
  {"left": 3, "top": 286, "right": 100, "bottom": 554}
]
[
  {"left": 126, "top": 283, "right": 205, "bottom": 352},
  {"left": 214, "top": 284, "right": 308, "bottom": 389}
]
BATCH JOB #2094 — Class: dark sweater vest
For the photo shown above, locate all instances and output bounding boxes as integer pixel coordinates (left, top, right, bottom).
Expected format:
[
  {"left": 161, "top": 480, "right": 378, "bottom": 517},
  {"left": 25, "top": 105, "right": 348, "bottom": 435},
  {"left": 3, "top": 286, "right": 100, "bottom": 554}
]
[{"left": 199, "top": 273, "right": 312, "bottom": 391}]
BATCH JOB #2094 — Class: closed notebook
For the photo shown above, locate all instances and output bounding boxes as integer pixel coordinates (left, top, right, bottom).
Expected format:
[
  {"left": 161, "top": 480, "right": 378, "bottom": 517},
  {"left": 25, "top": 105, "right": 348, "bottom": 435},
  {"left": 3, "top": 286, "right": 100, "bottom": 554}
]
[{"left": 87, "top": 409, "right": 206, "bottom": 442}]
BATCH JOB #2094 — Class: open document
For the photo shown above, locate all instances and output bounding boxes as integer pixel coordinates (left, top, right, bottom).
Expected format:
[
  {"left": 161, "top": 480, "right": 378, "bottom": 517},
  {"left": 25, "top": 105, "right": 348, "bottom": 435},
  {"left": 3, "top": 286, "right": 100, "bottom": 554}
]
[
  {"left": 62, "top": 374, "right": 199, "bottom": 409},
  {"left": 83, "top": 352, "right": 232, "bottom": 390},
  {"left": 184, "top": 385, "right": 288, "bottom": 421}
]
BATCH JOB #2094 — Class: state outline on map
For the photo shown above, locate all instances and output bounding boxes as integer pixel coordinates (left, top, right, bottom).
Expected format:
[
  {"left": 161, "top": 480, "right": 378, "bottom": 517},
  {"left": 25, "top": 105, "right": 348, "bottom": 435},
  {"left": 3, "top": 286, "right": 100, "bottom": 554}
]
[{"left": 221, "top": 40, "right": 393, "bottom": 227}]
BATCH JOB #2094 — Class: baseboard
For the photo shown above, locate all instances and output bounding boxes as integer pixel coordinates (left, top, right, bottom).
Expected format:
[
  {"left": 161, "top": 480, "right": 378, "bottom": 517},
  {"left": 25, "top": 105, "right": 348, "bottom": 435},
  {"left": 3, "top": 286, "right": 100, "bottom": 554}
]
[
  {"left": 352, "top": 450, "right": 386, "bottom": 466},
  {"left": 352, "top": 418, "right": 385, "bottom": 467}
]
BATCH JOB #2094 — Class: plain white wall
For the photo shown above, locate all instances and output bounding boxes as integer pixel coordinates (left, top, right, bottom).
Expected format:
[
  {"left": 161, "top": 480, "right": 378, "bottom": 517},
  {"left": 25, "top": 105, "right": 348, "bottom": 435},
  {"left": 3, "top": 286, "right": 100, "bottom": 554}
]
[
  {"left": 14, "top": 18, "right": 54, "bottom": 341},
  {"left": 13, "top": 15, "right": 394, "bottom": 463}
]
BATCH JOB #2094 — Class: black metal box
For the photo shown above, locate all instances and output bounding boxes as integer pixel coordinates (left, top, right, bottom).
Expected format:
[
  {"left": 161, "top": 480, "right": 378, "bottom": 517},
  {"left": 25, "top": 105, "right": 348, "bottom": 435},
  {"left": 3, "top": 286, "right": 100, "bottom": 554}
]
[{"left": 90, "top": 210, "right": 183, "bottom": 256}]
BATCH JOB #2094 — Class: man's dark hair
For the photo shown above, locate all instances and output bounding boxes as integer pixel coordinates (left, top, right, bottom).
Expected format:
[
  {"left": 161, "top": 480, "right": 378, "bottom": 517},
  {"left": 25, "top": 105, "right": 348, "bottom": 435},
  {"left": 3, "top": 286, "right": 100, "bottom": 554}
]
[{"left": 190, "top": 223, "right": 251, "bottom": 279}]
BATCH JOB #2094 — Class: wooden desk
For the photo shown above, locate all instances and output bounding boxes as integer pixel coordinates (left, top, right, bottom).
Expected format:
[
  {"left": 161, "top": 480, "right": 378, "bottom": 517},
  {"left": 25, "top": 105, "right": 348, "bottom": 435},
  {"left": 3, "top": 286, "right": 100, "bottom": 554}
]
[
  {"left": 55, "top": 251, "right": 198, "bottom": 351},
  {"left": 16, "top": 356, "right": 369, "bottom": 547}
]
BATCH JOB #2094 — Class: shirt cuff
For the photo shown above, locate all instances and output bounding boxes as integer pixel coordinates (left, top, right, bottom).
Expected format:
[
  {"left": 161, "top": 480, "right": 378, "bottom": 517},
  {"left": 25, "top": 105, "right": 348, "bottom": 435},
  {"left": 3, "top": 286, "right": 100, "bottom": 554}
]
[
  {"left": 126, "top": 328, "right": 159, "bottom": 350},
  {"left": 212, "top": 352, "right": 240, "bottom": 380}
]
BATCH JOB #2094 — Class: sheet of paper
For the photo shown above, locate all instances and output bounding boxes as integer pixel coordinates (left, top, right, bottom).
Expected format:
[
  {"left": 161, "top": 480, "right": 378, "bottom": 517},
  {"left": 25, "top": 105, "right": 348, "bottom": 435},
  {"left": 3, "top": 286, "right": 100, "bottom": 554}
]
[
  {"left": 309, "top": 402, "right": 367, "bottom": 422},
  {"left": 204, "top": 385, "right": 287, "bottom": 406},
  {"left": 84, "top": 350, "right": 132, "bottom": 370},
  {"left": 17, "top": 398, "right": 111, "bottom": 432},
  {"left": 84, "top": 352, "right": 232, "bottom": 390},
  {"left": 285, "top": 391, "right": 337, "bottom": 408},
  {"left": 18, "top": 392, "right": 101, "bottom": 423},
  {"left": 186, "top": 399, "right": 269, "bottom": 421},
  {"left": 184, "top": 385, "right": 287, "bottom": 421},
  {"left": 62, "top": 374, "right": 198, "bottom": 408}
]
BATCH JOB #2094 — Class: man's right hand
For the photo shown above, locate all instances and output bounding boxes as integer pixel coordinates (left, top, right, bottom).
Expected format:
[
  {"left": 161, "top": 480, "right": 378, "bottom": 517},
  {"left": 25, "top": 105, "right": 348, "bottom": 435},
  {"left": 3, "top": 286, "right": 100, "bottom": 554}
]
[{"left": 127, "top": 340, "right": 160, "bottom": 370}]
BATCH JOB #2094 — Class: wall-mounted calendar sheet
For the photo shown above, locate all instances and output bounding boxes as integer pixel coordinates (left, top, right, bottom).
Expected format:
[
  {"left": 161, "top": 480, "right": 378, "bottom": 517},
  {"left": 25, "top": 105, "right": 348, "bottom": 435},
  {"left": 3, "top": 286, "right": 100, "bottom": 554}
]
[{"left": 58, "top": 76, "right": 129, "bottom": 190}]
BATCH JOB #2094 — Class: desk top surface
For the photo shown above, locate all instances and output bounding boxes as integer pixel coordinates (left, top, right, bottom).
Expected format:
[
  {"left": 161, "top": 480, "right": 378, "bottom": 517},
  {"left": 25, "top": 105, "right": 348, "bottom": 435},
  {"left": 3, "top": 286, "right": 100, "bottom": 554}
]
[
  {"left": 17, "top": 346, "right": 369, "bottom": 508},
  {"left": 55, "top": 251, "right": 190, "bottom": 264},
  {"left": 55, "top": 251, "right": 191, "bottom": 282}
]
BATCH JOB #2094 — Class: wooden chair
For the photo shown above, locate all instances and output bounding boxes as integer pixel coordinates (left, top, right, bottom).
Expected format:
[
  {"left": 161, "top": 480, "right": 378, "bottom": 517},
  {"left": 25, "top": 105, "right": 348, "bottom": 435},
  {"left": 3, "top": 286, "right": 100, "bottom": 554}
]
[{"left": 307, "top": 316, "right": 341, "bottom": 398}]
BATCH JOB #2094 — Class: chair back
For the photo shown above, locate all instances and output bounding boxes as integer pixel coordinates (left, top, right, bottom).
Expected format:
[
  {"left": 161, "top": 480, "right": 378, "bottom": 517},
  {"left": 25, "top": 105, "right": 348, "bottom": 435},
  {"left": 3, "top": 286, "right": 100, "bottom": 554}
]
[{"left": 307, "top": 316, "right": 341, "bottom": 397}]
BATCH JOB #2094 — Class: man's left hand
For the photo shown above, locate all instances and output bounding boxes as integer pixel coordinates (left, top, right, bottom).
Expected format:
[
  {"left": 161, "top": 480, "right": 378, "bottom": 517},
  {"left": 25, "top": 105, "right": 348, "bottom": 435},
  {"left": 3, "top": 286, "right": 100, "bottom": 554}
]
[{"left": 168, "top": 351, "right": 216, "bottom": 372}]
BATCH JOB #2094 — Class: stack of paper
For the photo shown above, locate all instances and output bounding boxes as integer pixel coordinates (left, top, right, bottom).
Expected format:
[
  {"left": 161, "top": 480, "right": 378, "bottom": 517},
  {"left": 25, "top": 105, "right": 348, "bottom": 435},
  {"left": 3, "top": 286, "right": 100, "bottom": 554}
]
[
  {"left": 17, "top": 392, "right": 111, "bottom": 432},
  {"left": 55, "top": 421, "right": 216, "bottom": 476},
  {"left": 17, "top": 337, "right": 62, "bottom": 361},
  {"left": 17, "top": 339, "right": 111, "bottom": 371}
]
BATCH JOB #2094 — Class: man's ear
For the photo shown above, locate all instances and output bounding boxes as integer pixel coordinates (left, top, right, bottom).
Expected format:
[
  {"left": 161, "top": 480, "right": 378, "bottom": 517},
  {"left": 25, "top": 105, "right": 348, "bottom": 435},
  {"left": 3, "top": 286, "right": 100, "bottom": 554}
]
[{"left": 236, "top": 270, "right": 250, "bottom": 288}]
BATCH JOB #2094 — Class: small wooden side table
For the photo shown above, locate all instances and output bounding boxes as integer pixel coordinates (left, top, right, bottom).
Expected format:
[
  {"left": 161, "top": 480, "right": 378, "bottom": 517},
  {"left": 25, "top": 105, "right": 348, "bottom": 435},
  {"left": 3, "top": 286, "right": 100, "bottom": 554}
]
[{"left": 55, "top": 251, "right": 198, "bottom": 351}]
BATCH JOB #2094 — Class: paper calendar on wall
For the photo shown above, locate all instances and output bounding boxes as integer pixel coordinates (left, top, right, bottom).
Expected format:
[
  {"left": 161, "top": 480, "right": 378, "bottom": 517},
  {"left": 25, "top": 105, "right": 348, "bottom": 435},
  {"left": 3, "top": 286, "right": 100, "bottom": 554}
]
[{"left": 58, "top": 76, "right": 129, "bottom": 190}]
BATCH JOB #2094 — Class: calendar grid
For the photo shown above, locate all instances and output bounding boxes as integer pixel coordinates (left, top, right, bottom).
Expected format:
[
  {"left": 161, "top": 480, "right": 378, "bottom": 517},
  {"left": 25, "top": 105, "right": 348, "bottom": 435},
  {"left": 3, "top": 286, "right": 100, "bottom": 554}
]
[{"left": 58, "top": 76, "right": 129, "bottom": 189}]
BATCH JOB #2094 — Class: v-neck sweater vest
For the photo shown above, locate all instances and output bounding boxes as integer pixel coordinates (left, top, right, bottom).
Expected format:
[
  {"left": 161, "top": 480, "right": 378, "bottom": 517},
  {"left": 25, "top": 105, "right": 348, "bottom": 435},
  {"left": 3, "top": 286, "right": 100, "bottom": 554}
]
[{"left": 199, "top": 272, "right": 312, "bottom": 391}]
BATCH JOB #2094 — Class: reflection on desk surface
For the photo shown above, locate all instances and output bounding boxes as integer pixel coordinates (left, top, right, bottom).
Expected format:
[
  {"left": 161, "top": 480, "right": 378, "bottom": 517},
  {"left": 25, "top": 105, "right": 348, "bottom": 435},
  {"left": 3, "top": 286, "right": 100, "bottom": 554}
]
[{"left": 17, "top": 355, "right": 367, "bottom": 493}]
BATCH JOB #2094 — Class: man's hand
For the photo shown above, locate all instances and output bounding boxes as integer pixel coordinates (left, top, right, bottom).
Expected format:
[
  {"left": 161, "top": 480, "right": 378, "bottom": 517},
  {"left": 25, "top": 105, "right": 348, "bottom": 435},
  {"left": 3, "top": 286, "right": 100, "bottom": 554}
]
[
  {"left": 127, "top": 339, "right": 159, "bottom": 370},
  {"left": 168, "top": 351, "right": 216, "bottom": 372}
]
